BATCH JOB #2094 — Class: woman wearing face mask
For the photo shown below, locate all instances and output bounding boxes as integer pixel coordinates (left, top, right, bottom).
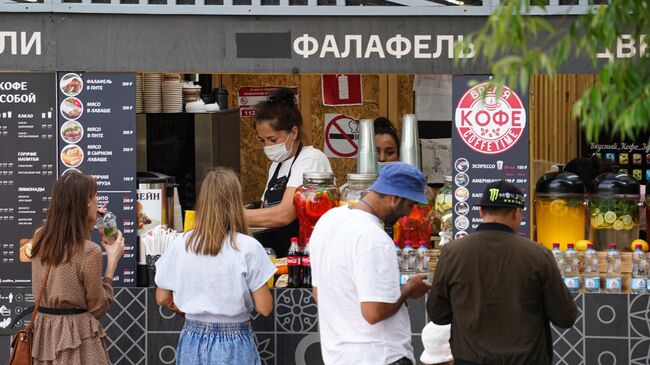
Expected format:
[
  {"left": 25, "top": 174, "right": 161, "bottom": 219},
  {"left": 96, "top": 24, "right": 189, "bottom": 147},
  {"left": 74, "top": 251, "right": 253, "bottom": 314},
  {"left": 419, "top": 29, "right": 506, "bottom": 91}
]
[
  {"left": 374, "top": 117, "right": 400, "bottom": 169},
  {"left": 245, "top": 88, "right": 332, "bottom": 257}
]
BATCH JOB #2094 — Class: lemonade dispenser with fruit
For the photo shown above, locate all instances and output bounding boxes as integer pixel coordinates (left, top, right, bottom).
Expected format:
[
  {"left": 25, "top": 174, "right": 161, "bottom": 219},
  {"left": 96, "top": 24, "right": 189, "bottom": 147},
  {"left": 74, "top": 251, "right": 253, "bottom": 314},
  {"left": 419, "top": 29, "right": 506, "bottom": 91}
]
[
  {"left": 590, "top": 172, "right": 641, "bottom": 251},
  {"left": 340, "top": 173, "right": 377, "bottom": 206},
  {"left": 535, "top": 168, "right": 586, "bottom": 251}
]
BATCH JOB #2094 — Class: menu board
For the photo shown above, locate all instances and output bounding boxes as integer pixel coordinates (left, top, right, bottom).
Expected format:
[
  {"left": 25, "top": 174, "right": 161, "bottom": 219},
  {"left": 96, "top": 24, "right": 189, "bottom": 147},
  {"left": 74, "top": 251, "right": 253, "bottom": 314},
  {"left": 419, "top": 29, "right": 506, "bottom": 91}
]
[
  {"left": 57, "top": 72, "right": 137, "bottom": 286},
  {"left": 581, "top": 132, "right": 650, "bottom": 184},
  {"left": 0, "top": 73, "right": 57, "bottom": 287},
  {"left": 451, "top": 76, "right": 530, "bottom": 238}
]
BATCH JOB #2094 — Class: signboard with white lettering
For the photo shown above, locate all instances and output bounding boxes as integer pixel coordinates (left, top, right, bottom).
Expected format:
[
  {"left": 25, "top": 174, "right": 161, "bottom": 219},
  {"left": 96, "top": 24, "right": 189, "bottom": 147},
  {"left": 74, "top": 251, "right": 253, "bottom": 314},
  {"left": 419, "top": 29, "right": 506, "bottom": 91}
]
[
  {"left": 0, "top": 14, "right": 630, "bottom": 74},
  {"left": 451, "top": 76, "right": 530, "bottom": 238},
  {"left": 57, "top": 72, "right": 137, "bottom": 286},
  {"left": 0, "top": 73, "right": 56, "bottom": 287}
]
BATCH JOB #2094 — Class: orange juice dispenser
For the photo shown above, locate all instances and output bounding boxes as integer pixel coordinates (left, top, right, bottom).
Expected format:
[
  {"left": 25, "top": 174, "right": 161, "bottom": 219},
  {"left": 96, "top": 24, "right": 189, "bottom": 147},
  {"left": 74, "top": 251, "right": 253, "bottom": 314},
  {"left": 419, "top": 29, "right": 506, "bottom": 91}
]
[
  {"left": 535, "top": 168, "right": 587, "bottom": 251},
  {"left": 590, "top": 173, "right": 641, "bottom": 252}
]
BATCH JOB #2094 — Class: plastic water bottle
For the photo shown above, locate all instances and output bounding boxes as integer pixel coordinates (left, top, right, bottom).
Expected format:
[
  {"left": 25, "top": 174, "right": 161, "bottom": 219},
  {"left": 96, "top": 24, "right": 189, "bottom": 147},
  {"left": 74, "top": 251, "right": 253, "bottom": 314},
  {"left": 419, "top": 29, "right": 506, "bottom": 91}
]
[
  {"left": 584, "top": 243, "right": 601, "bottom": 293},
  {"left": 395, "top": 242, "right": 403, "bottom": 272},
  {"left": 563, "top": 243, "right": 580, "bottom": 293},
  {"left": 416, "top": 241, "right": 430, "bottom": 283},
  {"left": 402, "top": 241, "right": 415, "bottom": 271},
  {"left": 416, "top": 241, "right": 430, "bottom": 274},
  {"left": 631, "top": 244, "right": 647, "bottom": 294},
  {"left": 551, "top": 243, "right": 564, "bottom": 278},
  {"left": 400, "top": 241, "right": 415, "bottom": 285},
  {"left": 605, "top": 244, "right": 622, "bottom": 294}
]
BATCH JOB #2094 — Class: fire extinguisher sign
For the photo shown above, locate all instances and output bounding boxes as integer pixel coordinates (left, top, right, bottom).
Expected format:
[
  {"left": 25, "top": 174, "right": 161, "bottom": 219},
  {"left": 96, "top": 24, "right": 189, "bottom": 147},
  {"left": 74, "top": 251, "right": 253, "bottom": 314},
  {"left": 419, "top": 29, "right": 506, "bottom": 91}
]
[{"left": 451, "top": 76, "right": 530, "bottom": 238}]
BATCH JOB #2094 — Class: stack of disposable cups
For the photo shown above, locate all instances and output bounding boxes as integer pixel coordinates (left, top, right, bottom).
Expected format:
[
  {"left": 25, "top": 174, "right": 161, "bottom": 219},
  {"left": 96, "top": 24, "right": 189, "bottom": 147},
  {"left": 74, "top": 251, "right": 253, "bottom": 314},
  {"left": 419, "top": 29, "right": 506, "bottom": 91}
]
[
  {"left": 357, "top": 119, "right": 377, "bottom": 174},
  {"left": 400, "top": 114, "right": 422, "bottom": 171}
]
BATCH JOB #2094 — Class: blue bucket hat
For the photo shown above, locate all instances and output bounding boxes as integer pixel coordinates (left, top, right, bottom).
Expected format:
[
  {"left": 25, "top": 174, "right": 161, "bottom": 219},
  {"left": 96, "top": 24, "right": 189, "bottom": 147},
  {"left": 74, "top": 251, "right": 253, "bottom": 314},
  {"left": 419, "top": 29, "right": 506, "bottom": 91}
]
[{"left": 370, "top": 162, "right": 428, "bottom": 204}]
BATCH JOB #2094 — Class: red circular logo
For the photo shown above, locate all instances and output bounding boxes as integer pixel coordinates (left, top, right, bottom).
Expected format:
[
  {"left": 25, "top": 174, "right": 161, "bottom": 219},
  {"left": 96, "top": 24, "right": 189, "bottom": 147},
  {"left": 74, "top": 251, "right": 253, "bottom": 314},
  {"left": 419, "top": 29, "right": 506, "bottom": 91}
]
[{"left": 454, "top": 83, "right": 526, "bottom": 155}]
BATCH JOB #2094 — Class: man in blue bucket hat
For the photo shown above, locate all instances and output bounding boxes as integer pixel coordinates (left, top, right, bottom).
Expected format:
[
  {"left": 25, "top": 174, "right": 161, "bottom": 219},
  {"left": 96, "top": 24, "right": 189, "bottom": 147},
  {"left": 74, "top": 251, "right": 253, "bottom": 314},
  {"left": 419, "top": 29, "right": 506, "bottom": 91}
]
[{"left": 310, "top": 162, "right": 431, "bottom": 365}]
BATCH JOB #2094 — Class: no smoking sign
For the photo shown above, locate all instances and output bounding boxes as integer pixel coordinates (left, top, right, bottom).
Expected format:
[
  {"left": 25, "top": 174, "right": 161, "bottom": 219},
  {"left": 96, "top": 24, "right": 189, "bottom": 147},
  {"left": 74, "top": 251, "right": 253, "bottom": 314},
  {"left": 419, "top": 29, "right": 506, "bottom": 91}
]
[{"left": 323, "top": 114, "right": 359, "bottom": 158}]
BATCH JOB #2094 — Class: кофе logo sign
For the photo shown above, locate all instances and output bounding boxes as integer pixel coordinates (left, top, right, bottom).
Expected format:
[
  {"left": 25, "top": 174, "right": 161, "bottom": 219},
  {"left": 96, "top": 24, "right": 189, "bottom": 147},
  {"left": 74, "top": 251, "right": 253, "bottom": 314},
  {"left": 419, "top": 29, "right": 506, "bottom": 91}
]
[{"left": 454, "top": 83, "right": 526, "bottom": 155}]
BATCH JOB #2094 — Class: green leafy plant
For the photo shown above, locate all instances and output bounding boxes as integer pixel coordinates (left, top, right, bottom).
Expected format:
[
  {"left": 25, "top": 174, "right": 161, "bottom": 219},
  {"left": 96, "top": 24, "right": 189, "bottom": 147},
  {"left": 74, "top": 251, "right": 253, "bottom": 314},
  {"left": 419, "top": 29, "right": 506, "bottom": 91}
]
[{"left": 456, "top": 0, "right": 650, "bottom": 142}]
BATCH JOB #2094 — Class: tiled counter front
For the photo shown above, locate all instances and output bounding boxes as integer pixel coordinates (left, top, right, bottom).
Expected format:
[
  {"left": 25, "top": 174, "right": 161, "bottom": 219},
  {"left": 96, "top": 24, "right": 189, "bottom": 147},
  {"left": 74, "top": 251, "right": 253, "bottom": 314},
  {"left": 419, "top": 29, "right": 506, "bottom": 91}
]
[{"left": 1, "top": 289, "right": 650, "bottom": 364}]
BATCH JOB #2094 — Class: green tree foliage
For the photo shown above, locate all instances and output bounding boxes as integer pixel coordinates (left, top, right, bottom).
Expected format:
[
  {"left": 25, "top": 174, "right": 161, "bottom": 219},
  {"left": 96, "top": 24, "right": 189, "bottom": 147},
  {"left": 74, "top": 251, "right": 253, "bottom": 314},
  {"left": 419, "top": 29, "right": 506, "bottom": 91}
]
[{"left": 459, "top": 0, "right": 650, "bottom": 142}]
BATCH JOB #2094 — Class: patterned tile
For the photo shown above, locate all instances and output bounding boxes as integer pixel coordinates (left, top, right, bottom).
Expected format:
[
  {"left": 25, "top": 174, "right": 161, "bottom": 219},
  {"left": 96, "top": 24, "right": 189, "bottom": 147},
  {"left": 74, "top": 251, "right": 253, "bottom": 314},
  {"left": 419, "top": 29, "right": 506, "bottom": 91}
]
[
  {"left": 276, "top": 333, "right": 323, "bottom": 365},
  {"left": 585, "top": 338, "right": 628, "bottom": 365},
  {"left": 630, "top": 294, "right": 650, "bottom": 338},
  {"left": 630, "top": 339, "right": 650, "bottom": 365},
  {"left": 553, "top": 294, "right": 584, "bottom": 365},
  {"left": 255, "top": 332, "right": 276, "bottom": 365},
  {"left": 147, "top": 333, "right": 180, "bottom": 365},
  {"left": 252, "top": 289, "right": 276, "bottom": 333},
  {"left": 276, "top": 289, "right": 318, "bottom": 333},
  {"left": 145, "top": 288, "right": 183, "bottom": 332},
  {"left": 102, "top": 288, "right": 146, "bottom": 365},
  {"left": 585, "top": 294, "right": 628, "bottom": 337}
]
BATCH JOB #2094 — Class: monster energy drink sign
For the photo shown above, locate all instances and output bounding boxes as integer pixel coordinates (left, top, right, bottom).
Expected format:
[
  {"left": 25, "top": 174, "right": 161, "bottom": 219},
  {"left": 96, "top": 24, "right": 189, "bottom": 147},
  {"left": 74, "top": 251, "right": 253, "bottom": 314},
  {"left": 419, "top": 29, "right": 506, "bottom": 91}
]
[{"left": 450, "top": 75, "right": 531, "bottom": 239}]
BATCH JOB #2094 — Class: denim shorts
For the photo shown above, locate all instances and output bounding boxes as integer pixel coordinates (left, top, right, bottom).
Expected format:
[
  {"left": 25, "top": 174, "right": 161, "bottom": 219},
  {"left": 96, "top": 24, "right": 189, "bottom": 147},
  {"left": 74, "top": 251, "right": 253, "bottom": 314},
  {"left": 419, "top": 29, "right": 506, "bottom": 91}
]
[{"left": 176, "top": 320, "right": 261, "bottom": 365}]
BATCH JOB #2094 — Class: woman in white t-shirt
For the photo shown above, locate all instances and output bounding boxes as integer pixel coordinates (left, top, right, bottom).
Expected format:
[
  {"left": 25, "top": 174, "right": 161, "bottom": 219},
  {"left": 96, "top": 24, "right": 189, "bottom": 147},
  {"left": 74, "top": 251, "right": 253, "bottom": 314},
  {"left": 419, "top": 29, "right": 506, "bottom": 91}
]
[
  {"left": 245, "top": 87, "right": 332, "bottom": 257},
  {"left": 155, "top": 168, "right": 276, "bottom": 365}
]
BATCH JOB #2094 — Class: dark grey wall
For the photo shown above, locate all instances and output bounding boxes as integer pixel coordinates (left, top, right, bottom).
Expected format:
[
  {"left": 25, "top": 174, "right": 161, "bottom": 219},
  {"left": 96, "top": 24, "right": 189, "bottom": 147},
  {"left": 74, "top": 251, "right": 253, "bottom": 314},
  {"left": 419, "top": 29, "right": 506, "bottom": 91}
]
[{"left": 0, "top": 14, "right": 599, "bottom": 74}]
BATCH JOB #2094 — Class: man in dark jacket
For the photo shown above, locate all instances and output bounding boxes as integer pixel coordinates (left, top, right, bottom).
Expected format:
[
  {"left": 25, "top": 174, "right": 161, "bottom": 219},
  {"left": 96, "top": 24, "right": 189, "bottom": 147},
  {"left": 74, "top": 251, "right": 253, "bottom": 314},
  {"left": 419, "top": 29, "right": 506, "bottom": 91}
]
[{"left": 427, "top": 180, "right": 577, "bottom": 365}]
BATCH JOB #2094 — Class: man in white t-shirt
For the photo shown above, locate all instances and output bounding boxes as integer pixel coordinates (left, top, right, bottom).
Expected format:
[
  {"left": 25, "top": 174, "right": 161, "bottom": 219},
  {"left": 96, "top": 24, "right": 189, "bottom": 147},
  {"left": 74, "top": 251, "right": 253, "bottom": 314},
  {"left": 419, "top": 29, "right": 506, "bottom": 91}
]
[{"left": 310, "top": 162, "right": 432, "bottom": 365}]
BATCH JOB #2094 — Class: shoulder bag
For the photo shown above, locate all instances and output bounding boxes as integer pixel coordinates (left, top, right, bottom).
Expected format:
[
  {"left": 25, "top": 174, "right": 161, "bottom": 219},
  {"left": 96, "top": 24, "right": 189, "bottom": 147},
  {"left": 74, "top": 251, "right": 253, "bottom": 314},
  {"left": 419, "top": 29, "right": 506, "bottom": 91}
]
[{"left": 7, "top": 265, "right": 51, "bottom": 365}]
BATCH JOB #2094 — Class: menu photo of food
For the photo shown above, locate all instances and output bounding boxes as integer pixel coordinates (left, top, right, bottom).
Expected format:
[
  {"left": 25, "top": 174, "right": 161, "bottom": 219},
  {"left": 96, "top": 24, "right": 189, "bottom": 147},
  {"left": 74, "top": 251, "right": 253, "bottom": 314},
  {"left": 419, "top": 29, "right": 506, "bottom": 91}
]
[
  {"left": 60, "top": 144, "right": 84, "bottom": 168},
  {"left": 60, "top": 97, "right": 83, "bottom": 120},
  {"left": 60, "top": 73, "right": 83, "bottom": 97},
  {"left": 60, "top": 120, "right": 84, "bottom": 144},
  {"left": 19, "top": 238, "right": 33, "bottom": 263},
  {"left": 136, "top": 201, "right": 158, "bottom": 234}
]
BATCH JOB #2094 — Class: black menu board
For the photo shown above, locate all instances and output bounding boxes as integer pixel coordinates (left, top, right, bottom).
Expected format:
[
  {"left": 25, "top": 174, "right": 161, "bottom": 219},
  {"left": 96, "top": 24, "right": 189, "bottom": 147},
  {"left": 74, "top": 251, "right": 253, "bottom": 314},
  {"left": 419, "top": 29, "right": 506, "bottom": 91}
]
[
  {"left": 581, "top": 132, "right": 650, "bottom": 184},
  {"left": 0, "top": 73, "right": 57, "bottom": 287},
  {"left": 57, "top": 72, "right": 137, "bottom": 286},
  {"left": 451, "top": 75, "right": 530, "bottom": 238}
]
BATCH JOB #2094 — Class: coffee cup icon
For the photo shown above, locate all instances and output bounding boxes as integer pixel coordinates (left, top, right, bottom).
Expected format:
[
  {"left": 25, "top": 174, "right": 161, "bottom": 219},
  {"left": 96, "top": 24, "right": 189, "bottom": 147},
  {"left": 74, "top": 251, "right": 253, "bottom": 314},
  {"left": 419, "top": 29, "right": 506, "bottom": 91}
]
[{"left": 496, "top": 160, "right": 504, "bottom": 170}]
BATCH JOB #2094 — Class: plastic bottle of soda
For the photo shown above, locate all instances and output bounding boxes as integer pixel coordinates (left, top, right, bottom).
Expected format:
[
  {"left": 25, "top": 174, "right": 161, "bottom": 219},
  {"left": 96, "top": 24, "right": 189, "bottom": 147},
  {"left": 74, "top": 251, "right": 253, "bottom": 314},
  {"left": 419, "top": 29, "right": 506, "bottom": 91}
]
[
  {"left": 287, "top": 237, "right": 302, "bottom": 288},
  {"left": 631, "top": 244, "right": 647, "bottom": 294},
  {"left": 301, "top": 240, "right": 312, "bottom": 288},
  {"left": 605, "top": 244, "right": 622, "bottom": 294},
  {"left": 563, "top": 243, "right": 580, "bottom": 293},
  {"left": 584, "top": 243, "right": 601, "bottom": 293},
  {"left": 551, "top": 243, "right": 565, "bottom": 279}
]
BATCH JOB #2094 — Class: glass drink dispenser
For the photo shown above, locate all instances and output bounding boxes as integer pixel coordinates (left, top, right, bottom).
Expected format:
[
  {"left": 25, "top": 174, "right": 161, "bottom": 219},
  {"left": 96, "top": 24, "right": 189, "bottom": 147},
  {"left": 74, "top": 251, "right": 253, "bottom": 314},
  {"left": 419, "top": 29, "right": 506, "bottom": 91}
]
[
  {"left": 535, "top": 168, "right": 586, "bottom": 251},
  {"left": 590, "top": 172, "right": 641, "bottom": 252},
  {"left": 293, "top": 172, "right": 341, "bottom": 246}
]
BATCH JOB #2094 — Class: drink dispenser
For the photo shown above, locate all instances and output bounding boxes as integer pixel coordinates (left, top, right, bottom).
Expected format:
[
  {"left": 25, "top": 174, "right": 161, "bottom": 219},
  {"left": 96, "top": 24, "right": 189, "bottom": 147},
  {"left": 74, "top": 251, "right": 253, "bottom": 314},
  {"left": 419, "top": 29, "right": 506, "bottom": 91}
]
[
  {"left": 590, "top": 172, "right": 641, "bottom": 251},
  {"left": 293, "top": 172, "right": 341, "bottom": 246},
  {"left": 340, "top": 173, "right": 377, "bottom": 206},
  {"left": 535, "top": 168, "right": 587, "bottom": 251}
]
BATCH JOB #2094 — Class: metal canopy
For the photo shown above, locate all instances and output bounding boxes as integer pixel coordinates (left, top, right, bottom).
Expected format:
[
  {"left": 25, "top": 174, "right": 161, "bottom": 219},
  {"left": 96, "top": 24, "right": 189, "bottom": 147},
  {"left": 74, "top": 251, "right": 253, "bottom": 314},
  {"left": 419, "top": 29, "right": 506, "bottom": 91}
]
[{"left": 0, "top": 0, "right": 604, "bottom": 16}]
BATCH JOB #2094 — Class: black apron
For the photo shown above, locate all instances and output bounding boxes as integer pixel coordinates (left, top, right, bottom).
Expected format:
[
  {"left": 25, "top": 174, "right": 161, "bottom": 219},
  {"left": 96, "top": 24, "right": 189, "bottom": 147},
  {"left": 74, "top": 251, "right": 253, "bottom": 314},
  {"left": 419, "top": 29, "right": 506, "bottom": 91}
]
[{"left": 254, "top": 144, "right": 302, "bottom": 258}]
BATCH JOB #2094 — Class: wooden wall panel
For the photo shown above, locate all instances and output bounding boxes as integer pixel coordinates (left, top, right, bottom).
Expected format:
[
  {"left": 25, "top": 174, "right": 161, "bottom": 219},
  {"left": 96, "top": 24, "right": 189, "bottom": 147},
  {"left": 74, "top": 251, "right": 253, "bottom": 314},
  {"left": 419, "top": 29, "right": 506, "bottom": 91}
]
[
  {"left": 223, "top": 74, "right": 390, "bottom": 203},
  {"left": 530, "top": 74, "right": 596, "bottom": 185}
]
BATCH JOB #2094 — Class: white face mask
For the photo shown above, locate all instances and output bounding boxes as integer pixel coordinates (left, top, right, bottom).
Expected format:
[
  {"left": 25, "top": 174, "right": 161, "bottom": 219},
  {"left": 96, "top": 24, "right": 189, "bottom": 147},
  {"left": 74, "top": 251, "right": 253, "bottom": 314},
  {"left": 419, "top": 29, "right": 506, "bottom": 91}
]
[{"left": 264, "top": 134, "right": 294, "bottom": 162}]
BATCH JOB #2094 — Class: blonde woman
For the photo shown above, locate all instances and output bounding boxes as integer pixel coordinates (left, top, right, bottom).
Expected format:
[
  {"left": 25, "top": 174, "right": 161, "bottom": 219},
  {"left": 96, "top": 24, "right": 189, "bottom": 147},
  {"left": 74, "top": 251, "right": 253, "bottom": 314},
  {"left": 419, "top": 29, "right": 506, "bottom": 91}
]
[{"left": 155, "top": 167, "right": 275, "bottom": 365}]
